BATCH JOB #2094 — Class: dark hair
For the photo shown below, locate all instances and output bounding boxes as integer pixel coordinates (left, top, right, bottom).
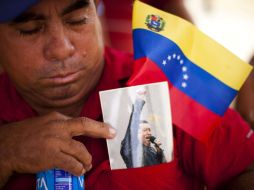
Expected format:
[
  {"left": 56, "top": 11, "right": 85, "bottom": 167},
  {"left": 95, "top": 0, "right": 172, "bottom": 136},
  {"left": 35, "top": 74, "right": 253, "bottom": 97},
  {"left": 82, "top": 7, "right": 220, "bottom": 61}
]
[{"left": 140, "top": 120, "right": 149, "bottom": 124}]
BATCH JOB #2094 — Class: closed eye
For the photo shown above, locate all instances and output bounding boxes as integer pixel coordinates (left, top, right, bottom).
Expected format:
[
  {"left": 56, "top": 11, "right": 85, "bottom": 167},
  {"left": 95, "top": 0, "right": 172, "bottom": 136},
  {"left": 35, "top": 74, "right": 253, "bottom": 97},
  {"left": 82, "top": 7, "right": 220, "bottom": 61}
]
[
  {"left": 18, "top": 25, "right": 44, "bottom": 36},
  {"left": 66, "top": 17, "right": 88, "bottom": 25}
]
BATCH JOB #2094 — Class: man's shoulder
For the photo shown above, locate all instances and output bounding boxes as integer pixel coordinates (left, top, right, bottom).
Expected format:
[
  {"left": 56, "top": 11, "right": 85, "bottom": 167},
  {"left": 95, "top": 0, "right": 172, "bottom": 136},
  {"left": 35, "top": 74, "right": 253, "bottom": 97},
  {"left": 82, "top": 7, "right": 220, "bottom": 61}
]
[
  {"left": 0, "top": 73, "right": 17, "bottom": 122},
  {"left": 217, "top": 108, "right": 254, "bottom": 147},
  {"left": 174, "top": 108, "right": 254, "bottom": 164},
  {"left": 0, "top": 73, "right": 34, "bottom": 123},
  {"left": 221, "top": 108, "right": 252, "bottom": 133},
  {"left": 0, "top": 73, "right": 14, "bottom": 101},
  {"left": 175, "top": 108, "right": 252, "bottom": 142}
]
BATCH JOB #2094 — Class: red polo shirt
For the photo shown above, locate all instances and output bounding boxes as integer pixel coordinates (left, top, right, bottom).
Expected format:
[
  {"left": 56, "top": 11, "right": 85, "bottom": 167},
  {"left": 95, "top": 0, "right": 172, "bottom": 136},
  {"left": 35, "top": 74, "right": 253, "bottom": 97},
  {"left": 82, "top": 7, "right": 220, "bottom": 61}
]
[{"left": 1, "top": 47, "right": 254, "bottom": 190}]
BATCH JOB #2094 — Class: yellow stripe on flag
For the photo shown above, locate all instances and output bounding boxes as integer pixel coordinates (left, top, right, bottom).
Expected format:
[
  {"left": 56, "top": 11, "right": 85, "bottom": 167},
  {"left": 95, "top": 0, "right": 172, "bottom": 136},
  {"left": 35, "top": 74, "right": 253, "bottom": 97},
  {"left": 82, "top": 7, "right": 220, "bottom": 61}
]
[{"left": 132, "top": 0, "right": 252, "bottom": 90}]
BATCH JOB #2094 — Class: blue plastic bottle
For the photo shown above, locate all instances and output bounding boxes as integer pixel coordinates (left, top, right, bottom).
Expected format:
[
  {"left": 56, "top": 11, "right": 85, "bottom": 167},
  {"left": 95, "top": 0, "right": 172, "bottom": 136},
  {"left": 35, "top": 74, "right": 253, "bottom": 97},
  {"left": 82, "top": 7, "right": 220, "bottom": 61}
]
[{"left": 36, "top": 169, "right": 84, "bottom": 190}]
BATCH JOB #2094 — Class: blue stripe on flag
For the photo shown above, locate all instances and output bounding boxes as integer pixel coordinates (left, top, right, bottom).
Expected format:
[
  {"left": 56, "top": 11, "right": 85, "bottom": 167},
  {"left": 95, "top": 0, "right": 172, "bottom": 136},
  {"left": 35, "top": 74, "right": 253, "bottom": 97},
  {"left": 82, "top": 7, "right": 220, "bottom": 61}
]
[{"left": 133, "top": 29, "right": 237, "bottom": 116}]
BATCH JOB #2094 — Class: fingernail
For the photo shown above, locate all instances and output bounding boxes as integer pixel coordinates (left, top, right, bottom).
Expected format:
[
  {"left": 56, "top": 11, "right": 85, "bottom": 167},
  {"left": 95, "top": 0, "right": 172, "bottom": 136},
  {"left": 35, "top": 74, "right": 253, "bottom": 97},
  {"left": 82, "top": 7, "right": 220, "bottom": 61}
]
[
  {"left": 87, "top": 164, "right": 92, "bottom": 171},
  {"left": 81, "top": 168, "right": 86, "bottom": 175},
  {"left": 109, "top": 127, "right": 116, "bottom": 138}
]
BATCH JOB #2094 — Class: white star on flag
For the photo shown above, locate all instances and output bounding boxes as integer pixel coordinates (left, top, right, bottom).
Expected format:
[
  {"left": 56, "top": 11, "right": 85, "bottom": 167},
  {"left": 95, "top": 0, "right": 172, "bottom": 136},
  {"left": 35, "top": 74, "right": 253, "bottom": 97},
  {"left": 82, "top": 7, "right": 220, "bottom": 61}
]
[
  {"left": 183, "top": 74, "right": 189, "bottom": 80},
  {"left": 161, "top": 51, "right": 190, "bottom": 89},
  {"left": 181, "top": 82, "right": 187, "bottom": 88},
  {"left": 182, "top": 66, "right": 187, "bottom": 72}
]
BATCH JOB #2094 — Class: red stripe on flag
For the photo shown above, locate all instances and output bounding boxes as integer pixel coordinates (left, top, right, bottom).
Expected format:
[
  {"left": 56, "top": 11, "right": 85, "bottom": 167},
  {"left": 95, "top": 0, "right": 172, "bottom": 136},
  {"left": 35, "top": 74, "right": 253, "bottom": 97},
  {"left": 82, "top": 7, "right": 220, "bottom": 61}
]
[{"left": 127, "top": 57, "right": 222, "bottom": 141}]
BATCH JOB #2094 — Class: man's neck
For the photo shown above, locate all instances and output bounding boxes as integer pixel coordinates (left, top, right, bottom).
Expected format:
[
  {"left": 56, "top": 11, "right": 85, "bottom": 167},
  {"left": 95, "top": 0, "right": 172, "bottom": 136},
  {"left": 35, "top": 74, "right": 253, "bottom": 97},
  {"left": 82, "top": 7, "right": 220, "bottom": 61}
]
[{"left": 34, "top": 100, "right": 85, "bottom": 117}]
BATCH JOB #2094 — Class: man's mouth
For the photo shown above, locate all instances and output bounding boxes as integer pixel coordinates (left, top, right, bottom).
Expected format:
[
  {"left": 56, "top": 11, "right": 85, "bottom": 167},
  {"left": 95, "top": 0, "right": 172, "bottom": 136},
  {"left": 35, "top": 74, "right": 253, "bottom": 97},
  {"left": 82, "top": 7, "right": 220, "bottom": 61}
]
[
  {"left": 49, "top": 71, "right": 80, "bottom": 84},
  {"left": 42, "top": 69, "right": 84, "bottom": 86}
]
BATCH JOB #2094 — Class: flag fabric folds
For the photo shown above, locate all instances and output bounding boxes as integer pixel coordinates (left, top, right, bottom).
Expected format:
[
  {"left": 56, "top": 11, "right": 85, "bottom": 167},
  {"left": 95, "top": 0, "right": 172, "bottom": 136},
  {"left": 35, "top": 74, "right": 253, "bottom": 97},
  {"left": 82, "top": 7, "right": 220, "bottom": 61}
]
[{"left": 127, "top": 0, "right": 252, "bottom": 141}]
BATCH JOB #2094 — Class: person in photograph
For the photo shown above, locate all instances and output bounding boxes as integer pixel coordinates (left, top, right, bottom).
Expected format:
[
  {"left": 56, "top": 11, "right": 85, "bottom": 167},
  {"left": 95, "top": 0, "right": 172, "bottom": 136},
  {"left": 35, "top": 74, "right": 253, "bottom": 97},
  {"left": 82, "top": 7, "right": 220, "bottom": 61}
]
[
  {"left": 120, "top": 91, "right": 146, "bottom": 168},
  {"left": 138, "top": 120, "right": 166, "bottom": 166},
  {"left": 120, "top": 91, "right": 166, "bottom": 168}
]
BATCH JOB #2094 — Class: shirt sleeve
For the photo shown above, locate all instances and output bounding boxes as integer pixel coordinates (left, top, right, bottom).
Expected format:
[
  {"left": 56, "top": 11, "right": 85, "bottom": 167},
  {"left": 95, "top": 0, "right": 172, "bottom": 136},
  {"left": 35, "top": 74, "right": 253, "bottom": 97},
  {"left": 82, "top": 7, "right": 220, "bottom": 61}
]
[{"left": 175, "top": 108, "right": 254, "bottom": 189}]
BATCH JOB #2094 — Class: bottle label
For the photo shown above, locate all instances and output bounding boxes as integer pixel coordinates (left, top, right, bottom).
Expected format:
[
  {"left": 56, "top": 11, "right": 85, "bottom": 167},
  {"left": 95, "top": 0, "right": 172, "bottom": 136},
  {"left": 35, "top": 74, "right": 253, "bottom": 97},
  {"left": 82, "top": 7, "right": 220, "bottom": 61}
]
[
  {"left": 55, "top": 170, "right": 72, "bottom": 190},
  {"left": 37, "top": 169, "right": 84, "bottom": 190}
]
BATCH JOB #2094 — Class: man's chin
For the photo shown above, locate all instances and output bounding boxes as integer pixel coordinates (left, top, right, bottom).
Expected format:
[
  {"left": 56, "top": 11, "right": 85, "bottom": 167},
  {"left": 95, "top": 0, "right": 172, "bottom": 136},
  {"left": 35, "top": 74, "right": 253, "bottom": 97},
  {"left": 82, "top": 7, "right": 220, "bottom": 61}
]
[
  {"left": 144, "top": 140, "right": 151, "bottom": 146},
  {"left": 35, "top": 85, "right": 87, "bottom": 107}
]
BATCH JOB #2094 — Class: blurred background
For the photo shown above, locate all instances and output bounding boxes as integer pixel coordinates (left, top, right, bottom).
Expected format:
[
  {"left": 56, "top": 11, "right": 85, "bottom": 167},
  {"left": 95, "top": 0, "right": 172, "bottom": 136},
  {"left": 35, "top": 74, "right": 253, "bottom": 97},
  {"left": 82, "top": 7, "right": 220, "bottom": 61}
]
[
  {"left": 100, "top": 0, "right": 254, "bottom": 62},
  {"left": 184, "top": 0, "right": 254, "bottom": 127},
  {"left": 185, "top": 0, "right": 254, "bottom": 62}
]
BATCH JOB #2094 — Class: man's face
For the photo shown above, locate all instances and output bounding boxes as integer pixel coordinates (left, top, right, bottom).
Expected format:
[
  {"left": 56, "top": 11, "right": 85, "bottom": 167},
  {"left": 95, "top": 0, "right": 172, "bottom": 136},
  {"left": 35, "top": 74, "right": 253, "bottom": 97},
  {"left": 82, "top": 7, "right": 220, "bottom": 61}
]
[
  {"left": 0, "top": 0, "right": 104, "bottom": 109},
  {"left": 138, "top": 123, "right": 152, "bottom": 146}
]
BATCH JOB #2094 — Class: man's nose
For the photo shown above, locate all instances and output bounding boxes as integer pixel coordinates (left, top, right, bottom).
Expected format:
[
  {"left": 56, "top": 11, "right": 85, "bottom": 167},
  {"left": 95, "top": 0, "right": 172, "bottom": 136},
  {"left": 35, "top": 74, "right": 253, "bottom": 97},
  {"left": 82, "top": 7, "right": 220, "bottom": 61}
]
[{"left": 43, "top": 26, "right": 75, "bottom": 62}]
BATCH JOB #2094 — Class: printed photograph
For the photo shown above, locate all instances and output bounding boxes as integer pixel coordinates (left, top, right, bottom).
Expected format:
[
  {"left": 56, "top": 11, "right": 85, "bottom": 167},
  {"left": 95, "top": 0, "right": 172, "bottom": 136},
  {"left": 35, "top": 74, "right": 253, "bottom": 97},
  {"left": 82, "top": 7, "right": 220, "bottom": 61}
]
[{"left": 100, "top": 82, "right": 174, "bottom": 170}]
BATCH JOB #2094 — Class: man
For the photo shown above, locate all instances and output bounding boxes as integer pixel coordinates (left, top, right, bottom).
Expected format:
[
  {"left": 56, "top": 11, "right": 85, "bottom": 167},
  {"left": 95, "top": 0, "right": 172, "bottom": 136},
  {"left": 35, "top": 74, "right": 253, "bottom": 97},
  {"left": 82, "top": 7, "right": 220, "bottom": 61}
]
[
  {"left": 120, "top": 92, "right": 166, "bottom": 168},
  {"left": 138, "top": 120, "right": 166, "bottom": 166},
  {"left": 236, "top": 55, "right": 254, "bottom": 130},
  {"left": 0, "top": 0, "right": 253, "bottom": 190}
]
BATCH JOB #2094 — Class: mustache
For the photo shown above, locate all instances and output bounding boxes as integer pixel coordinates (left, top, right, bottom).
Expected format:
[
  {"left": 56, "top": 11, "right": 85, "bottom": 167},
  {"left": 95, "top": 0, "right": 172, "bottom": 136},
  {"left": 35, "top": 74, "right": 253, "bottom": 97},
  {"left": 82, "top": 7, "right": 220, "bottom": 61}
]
[{"left": 38, "top": 57, "right": 85, "bottom": 78}]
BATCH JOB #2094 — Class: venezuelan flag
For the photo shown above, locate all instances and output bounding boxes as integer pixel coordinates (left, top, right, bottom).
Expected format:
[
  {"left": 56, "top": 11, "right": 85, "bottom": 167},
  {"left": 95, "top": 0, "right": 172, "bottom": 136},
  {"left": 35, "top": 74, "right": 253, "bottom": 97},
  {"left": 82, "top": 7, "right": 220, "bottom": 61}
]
[{"left": 127, "top": 0, "right": 252, "bottom": 141}]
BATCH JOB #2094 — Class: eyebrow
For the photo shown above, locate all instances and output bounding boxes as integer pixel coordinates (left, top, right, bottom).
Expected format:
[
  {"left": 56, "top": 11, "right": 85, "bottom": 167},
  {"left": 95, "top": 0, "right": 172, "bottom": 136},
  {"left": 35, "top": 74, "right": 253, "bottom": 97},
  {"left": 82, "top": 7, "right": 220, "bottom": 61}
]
[
  {"left": 12, "top": 0, "right": 90, "bottom": 23},
  {"left": 12, "top": 13, "right": 45, "bottom": 23},
  {"left": 62, "top": 0, "right": 90, "bottom": 16}
]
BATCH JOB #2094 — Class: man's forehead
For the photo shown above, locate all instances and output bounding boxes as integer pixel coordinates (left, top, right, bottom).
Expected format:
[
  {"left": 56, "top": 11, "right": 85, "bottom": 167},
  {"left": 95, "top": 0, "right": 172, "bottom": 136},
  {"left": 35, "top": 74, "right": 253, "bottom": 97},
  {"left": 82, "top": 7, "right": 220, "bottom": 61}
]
[
  {"left": 139, "top": 123, "right": 151, "bottom": 129},
  {"left": 12, "top": 0, "right": 90, "bottom": 23},
  {"left": 0, "top": 0, "right": 90, "bottom": 23}
]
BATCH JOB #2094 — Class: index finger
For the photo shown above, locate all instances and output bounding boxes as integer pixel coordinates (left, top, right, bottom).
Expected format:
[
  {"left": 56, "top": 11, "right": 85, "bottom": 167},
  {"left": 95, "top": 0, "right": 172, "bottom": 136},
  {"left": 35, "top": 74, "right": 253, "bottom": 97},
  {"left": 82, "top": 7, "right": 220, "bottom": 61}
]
[{"left": 65, "top": 117, "right": 116, "bottom": 138}]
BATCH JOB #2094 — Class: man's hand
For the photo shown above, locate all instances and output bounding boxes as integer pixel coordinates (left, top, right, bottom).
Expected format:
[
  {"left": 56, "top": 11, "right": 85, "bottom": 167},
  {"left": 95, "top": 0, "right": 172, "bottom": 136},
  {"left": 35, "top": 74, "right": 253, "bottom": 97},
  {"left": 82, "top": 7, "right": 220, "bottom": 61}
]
[
  {"left": 153, "top": 138, "right": 162, "bottom": 146},
  {"left": 0, "top": 112, "right": 116, "bottom": 187},
  {"left": 136, "top": 88, "right": 147, "bottom": 101}
]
